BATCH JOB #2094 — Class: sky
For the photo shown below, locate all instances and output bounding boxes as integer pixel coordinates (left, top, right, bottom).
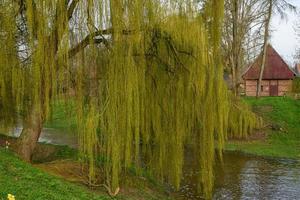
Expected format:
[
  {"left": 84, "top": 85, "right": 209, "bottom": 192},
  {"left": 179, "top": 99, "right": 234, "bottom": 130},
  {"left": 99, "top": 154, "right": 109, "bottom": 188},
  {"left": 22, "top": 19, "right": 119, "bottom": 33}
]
[{"left": 271, "top": 0, "right": 300, "bottom": 65}]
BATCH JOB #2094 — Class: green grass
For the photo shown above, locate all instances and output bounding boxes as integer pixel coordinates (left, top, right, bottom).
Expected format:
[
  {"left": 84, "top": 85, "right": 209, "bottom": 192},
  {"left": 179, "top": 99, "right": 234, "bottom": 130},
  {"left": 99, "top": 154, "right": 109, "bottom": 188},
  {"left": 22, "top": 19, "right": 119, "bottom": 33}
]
[
  {"left": 0, "top": 146, "right": 172, "bottom": 200},
  {"left": 226, "top": 97, "right": 300, "bottom": 159},
  {"left": 44, "top": 100, "right": 77, "bottom": 130},
  {"left": 0, "top": 148, "right": 111, "bottom": 200}
]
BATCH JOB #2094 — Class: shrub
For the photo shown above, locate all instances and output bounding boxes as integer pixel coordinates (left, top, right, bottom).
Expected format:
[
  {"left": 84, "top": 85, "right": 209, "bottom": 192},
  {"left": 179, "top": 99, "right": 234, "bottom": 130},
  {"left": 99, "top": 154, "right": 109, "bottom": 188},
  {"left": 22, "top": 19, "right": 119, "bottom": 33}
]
[{"left": 292, "top": 78, "right": 300, "bottom": 93}]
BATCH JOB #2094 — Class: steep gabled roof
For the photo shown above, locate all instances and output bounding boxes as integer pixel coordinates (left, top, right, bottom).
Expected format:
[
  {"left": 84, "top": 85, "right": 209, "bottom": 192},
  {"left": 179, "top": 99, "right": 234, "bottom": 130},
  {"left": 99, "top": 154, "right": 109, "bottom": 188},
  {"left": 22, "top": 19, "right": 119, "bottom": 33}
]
[{"left": 242, "top": 45, "right": 295, "bottom": 80}]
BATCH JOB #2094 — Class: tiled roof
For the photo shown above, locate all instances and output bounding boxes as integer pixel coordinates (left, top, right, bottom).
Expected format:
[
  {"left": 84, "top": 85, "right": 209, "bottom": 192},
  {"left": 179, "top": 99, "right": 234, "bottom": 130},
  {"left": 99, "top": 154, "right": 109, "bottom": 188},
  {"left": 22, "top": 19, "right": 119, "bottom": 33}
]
[{"left": 242, "top": 45, "right": 295, "bottom": 80}]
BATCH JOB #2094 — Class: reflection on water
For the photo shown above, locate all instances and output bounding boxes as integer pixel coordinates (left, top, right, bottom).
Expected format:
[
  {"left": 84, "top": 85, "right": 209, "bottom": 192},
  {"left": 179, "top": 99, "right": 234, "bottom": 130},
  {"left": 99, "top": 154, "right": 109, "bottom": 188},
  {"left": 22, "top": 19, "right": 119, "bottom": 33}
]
[
  {"left": 176, "top": 152, "right": 300, "bottom": 200},
  {"left": 8, "top": 127, "right": 78, "bottom": 148}
]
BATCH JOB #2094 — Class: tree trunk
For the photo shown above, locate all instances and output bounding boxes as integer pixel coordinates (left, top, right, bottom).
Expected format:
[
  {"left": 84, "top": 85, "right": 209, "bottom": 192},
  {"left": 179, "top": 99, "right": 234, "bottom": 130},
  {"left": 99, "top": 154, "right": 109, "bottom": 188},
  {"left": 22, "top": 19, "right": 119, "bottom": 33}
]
[
  {"left": 17, "top": 104, "right": 42, "bottom": 162},
  {"left": 257, "top": 0, "right": 272, "bottom": 97},
  {"left": 231, "top": 58, "right": 237, "bottom": 95},
  {"left": 232, "top": 0, "right": 239, "bottom": 96}
]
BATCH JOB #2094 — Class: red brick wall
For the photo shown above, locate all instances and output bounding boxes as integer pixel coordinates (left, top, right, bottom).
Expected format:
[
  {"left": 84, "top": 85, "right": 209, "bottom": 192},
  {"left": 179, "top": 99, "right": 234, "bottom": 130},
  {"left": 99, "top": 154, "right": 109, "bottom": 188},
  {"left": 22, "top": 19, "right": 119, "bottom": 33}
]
[
  {"left": 278, "top": 80, "right": 292, "bottom": 96},
  {"left": 245, "top": 80, "right": 292, "bottom": 96}
]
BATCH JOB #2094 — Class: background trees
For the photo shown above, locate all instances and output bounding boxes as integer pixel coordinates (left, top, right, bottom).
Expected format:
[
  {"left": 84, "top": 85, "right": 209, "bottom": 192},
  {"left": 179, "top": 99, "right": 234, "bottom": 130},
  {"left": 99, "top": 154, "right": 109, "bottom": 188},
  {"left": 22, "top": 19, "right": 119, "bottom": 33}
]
[
  {"left": 257, "top": 0, "right": 295, "bottom": 97},
  {"left": 295, "top": 12, "right": 300, "bottom": 62},
  {"left": 222, "top": 0, "right": 265, "bottom": 96},
  {"left": 222, "top": 0, "right": 296, "bottom": 97}
]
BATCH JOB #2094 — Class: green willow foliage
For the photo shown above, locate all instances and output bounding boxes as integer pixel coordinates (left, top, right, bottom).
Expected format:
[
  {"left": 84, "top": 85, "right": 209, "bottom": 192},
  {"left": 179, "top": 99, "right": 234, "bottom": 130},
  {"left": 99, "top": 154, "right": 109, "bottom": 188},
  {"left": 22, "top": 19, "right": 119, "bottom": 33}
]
[
  {"left": 228, "top": 96, "right": 262, "bottom": 139},
  {"left": 0, "top": 1, "right": 20, "bottom": 129},
  {"left": 0, "top": 0, "right": 261, "bottom": 198}
]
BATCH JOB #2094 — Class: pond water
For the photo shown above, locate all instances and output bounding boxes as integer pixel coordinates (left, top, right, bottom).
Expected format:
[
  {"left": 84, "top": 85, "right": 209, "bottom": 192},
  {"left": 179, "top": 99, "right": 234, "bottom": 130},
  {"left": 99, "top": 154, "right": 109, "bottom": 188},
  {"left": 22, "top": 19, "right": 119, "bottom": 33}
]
[
  {"left": 8, "top": 127, "right": 78, "bottom": 148},
  {"left": 175, "top": 152, "right": 300, "bottom": 200},
  {"left": 7, "top": 128, "right": 300, "bottom": 199}
]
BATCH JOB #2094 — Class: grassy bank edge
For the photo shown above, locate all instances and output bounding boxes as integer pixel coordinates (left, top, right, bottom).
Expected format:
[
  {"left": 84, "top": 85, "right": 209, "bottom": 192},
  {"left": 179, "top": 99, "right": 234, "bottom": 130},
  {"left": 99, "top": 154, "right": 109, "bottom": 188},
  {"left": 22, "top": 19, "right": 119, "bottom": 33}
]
[
  {"left": 0, "top": 148, "right": 112, "bottom": 200},
  {"left": 225, "top": 97, "right": 300, "bottom": 160}
]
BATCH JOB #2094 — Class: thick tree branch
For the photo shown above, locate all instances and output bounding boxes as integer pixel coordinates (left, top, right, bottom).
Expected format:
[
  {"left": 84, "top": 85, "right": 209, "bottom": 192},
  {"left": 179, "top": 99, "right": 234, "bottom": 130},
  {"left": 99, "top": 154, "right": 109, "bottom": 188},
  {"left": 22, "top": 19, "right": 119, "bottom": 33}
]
[
  {"left": 68, "top": 28, "right": 135, "bottom": 58},
  {"left": 68, "top": 0, "right": 80, "bottom": 20},
  {"left": 68, "top": 38, "right": 104, "bottom": 58},
  {"left": 67, "top": 29, "right": 113, "bottom": 58}
]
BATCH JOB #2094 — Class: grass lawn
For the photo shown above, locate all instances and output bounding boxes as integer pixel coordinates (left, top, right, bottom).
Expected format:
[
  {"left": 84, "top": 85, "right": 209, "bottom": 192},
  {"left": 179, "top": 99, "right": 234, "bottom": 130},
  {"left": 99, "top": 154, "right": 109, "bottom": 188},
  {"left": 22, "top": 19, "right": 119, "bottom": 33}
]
[
  {"left": 226, "top": 97, "right": 300, "bottom": 159},
  {"left": 0, "top": 148, "right": 112, "bottom": 200},
  {"left": 0, "top": 147, "right": 172, "bottom": 200}
]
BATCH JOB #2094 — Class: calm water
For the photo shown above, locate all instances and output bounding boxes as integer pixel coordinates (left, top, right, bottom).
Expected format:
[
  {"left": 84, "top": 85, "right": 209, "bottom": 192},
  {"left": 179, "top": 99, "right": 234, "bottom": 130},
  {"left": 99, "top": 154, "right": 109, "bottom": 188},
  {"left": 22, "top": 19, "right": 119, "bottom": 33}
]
[
  {"left": 175, "top": 152, "right": 300, "bottom": 200},
  {"left": 7, "top": 129, "right": 300, "bottom": 199},
  {"left": 8, "top": 127, "right": 78, "bottom": 148}
]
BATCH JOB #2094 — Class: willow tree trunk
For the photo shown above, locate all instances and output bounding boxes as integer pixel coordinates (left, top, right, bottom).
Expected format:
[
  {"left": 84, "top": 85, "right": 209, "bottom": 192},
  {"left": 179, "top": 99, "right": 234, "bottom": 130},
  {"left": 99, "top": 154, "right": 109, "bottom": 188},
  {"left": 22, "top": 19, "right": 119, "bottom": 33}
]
[
  {"left": 17, "top": 104, "right": 43, "bottom": 162},
  {"left": 257, "top": 0, "right": 272, "bottom": 97}
]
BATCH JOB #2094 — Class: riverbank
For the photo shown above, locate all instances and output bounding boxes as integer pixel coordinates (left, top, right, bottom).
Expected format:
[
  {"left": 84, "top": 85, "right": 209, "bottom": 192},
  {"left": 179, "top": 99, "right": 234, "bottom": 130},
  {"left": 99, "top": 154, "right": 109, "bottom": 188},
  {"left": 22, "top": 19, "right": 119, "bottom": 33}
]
[
  {"left": 226, "top": 97, "right": 300, "bottom": 159},
  {"left": 0, "top": 137, "right": 172, "bottom": 200},
  {"left": 0, "top": 148, "right": 110, "bottom": 200}
]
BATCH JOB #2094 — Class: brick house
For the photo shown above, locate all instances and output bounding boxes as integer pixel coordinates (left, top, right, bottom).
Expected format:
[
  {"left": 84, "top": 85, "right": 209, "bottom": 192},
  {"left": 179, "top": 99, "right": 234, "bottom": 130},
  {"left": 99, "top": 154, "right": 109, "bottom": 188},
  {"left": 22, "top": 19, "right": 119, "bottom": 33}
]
[{"left": 242, "top": 45, "right": 295, "bottom": 96}]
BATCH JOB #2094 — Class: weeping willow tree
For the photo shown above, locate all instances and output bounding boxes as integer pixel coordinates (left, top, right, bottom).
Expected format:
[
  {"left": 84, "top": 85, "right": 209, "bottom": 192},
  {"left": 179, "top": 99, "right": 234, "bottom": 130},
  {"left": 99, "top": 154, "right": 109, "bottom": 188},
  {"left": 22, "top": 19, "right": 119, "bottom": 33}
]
[{"left": 0, "top": 0, "right": 261, "bottom": 198}]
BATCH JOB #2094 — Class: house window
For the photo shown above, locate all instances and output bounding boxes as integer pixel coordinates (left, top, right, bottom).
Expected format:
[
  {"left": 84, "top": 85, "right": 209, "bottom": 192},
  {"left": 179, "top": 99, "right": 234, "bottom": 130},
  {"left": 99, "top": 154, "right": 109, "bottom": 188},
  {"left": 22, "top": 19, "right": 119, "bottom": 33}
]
[{"left": 261, "top": 85, "right": 263, "bottom": 92}]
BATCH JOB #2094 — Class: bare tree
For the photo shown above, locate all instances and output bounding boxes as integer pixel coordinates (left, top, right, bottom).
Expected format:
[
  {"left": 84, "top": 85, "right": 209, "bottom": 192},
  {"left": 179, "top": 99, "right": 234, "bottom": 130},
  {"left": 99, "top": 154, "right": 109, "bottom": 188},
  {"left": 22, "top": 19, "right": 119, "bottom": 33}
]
[
  {"left": 295, "top": 12, "right": 300, "bottom": 63},
  {"left": 257, "top": 0, "right": 296, "bottom": 97},
  {"left": 222, "top": 0, "right": 265, "bottom": 96}
]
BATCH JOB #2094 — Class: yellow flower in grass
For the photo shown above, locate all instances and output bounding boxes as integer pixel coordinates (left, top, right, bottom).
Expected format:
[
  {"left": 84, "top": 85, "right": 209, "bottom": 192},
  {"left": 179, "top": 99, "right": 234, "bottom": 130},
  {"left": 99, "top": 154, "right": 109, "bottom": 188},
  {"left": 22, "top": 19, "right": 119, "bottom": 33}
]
[{"left": 7, "top": 194, "right": 15, "bottom": 200}]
